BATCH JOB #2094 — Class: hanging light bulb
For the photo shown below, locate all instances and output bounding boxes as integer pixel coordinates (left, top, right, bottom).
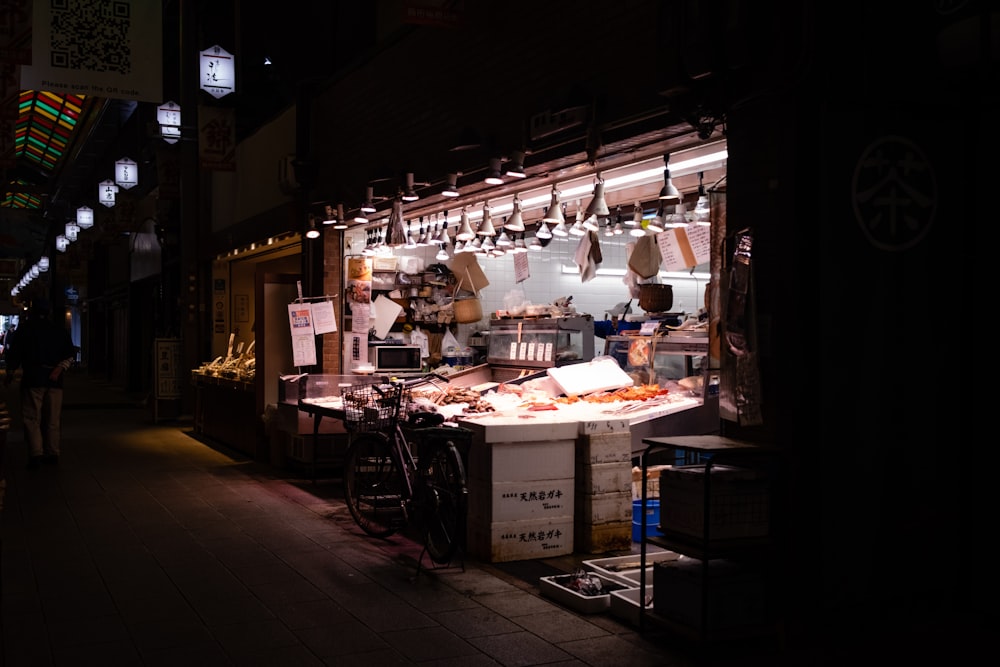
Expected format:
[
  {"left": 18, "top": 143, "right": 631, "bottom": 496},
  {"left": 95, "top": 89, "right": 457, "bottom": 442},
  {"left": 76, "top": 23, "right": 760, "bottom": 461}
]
[
  {"left": 646, "top": 204, "right": 665, "bottom": 233},
  {"left": 333, "top": 204, "right": 348, "bottom": 230},
  {"left": 441, "top": 173, "right": 460, "bottom": 197},
  {"left": 305, "top": 215, "right": 320, "bottom": 239},
  {"left": 694, "top": 171, "right": 711, "bottom": 226},
  {"left": 569, "top": 200, "right": 586, "bottom": 236},
  {"left": 455, "top": 207, "right": 475, "bottom": 240},
  {"left": 484, "top": 157, "right": 504, "bottom": 185},
  {"left": 658, "top": 153, "right": 681, "bottom": 203},
  {"left": 404, "top": 221, "right": 418, "bottom": 249},
  {"left": 504, "top": 150, "right": 526, "bottom": 178},
  {"left": 542, "top": 186, "right": 564, "bottom": 223},
  {"left": 527, "top": 235, "right": 542, "bottom": 250},
  {"left": 481, "top": 235, "right": 495, "bottom": 252},
  {"left": 477, "top": 203, "right": 496, "bottom": 236},
  {"left": 360, "top": 185, "right": 377, "bottom": 213},
  {"left": 402, "top": 172, "right": 420, "bottom": 201},
  {"left": 453, "top": 239, "right": 465, "bottom": 253},
  {"left": 584, "top": 174, "right": 609, "bottom": 231},
  {"left": 551, "top": 203, "right": 570, "bottom": 237},
  {"left": 628, "top": 201, "right": 643, "bottom": 227},
  {"left": 535, "top": 220, "right": 552, "bottom": 239},
  {"left": 505, "top": 194, "right": 525, "bottom": 232},
  {"left": 436, "top": 244, "right": 450, "bottom": 261}
]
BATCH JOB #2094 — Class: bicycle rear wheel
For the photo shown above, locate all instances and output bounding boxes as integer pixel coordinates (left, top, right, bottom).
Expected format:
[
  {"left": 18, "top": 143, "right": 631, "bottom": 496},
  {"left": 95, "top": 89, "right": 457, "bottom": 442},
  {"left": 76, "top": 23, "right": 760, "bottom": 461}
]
[
  {"left": 418, "top": 440, "right": 468, "bottom": 564},
  {"left": 343, "top": 432, "right": 405, "bottom": 538}
]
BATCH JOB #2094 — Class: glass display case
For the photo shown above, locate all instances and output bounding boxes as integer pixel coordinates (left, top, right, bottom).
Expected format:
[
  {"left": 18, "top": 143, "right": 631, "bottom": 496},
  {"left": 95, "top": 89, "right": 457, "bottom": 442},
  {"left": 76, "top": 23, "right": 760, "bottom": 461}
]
[
  {"left": 486, "top": 315, "right": 595, "bottom": 371},
  {"left": 605, "top": 332, "right": 712, "bottom": 396}
]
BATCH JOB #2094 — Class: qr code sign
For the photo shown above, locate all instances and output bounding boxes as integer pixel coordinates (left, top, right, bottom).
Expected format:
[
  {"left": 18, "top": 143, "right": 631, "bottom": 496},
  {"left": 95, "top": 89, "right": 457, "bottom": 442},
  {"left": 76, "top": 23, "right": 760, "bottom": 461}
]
[{"left": 48, "top": 0, "right": 132, "bottom": 75}]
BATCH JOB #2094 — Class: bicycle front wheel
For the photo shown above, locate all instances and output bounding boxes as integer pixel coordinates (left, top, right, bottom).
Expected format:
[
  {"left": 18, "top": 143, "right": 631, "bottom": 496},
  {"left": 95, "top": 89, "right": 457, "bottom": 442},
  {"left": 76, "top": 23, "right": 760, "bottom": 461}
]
[
  {"left": 419, "top": 440, "right": 468, "bottom": 564},
  {"left": 343, "top": 432, "right": 405, "bottom": 538}
]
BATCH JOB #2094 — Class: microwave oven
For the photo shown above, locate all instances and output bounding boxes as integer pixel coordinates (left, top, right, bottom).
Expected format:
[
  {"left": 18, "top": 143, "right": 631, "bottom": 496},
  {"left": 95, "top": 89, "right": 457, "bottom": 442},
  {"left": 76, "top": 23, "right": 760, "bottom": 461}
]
[{"left": 368, "top": 344, "right": 423, "bottom": 373}]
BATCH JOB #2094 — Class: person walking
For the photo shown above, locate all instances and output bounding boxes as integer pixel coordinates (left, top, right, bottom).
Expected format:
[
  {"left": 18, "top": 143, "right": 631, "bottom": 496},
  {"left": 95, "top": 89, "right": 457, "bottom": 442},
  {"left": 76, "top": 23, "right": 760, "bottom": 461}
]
[{"left": 3, "top": 298, "right": 77, "bottom": 469}]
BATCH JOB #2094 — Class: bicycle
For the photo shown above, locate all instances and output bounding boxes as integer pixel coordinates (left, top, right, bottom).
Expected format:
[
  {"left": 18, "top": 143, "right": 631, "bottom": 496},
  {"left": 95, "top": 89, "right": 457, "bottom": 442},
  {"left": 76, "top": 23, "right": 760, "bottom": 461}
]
[{"left": 340, "top": 373, "right": 471, "bottom": 567}]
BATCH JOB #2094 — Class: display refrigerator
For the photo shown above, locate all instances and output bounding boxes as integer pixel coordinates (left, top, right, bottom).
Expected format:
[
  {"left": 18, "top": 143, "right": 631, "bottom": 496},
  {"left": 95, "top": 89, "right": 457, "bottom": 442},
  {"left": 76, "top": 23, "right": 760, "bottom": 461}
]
[{"left": 486, "top": 314, "right": 595, "bottom": 382}]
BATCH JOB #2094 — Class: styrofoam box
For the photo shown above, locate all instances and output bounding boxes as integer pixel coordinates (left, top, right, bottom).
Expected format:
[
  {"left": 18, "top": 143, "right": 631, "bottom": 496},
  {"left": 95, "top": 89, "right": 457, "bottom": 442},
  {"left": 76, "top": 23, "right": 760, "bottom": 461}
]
[
  {"left": 466, "top": 516, "right": 573, "bottom": 562},
  {"left": 609, "top": 587, "right": 652, "bottom": 627},
  {"left": 573, "top": 521, "right": 632, "bottom": 555},
  {"left": 539, "top": 572, "right": 630, "bottom": 614},
  {"left": 575, "top": 490, "right": 632, "bottom": 525},
  {"left": 576, "top": 461, "right": 633, "bottom": 496},
  {"left": 466, "top": 437, "right": 576, "bottom": 484},
  {"left": 583, "top": 550, "right": 683, "bottom": 586},
  {"left": 467, "top": 478, "right": 574, "bottom": 523},
  {"left": 575, "top": 431, "right": 632, "bottom": 465}
]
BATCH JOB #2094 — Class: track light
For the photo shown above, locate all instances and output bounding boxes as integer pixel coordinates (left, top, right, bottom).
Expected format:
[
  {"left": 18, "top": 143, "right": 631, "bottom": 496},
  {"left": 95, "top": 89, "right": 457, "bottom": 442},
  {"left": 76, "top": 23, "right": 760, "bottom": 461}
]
[
  {"left": 535, "top": 220, "right": 552, "bottom": 239},
  {"left": 455, "top": 207, "right": 476, "bottom": 240},
  {"left": 441, "top": 173, "right": 460, "bottom": 197},
  {"left": 504, "top": 150, "right": 526, "bottom": 178},
  {"left": 436, "top": 244, "right": 449, "bottom": 261},
  {"left": 305, "top": 216, "right": 321, "bottom": 239},
  {"left": 658, "top": 153, "right": 681, "bottom": 203},
  {"left": 585, "top": 174, "right": 609, "bottom": 218},
  {"left": 360, "top": 186, "right": 377, "bottom": 213},
  {"left": 477, "top": 203, "right": 496, "bottom": 236},
  {"left": 646, "top": 204, "right": 665, "bottom": 233},
  {"left": 402, "top": 172, "right": 420, "bottom": 201},
  {"left": 333, "top": 204, "right": 348, "bottom": 229},
  {"left": 628, "top": 201, "right": 642, "bottom": 226},
  {"left": 542, "top": 186, "right": 564, "bottom": 223},
  {"left": 323, "top": 205, "right": 337, "bottom": 225},
  {"left": 569, "top": 201, "right": 586, "bottom": 236},
  {"left": 484, "top": 157, "right": 504, "bottom": 185},
  {"left": 504, "top": 194, "right": 525, "bottom": 232}
]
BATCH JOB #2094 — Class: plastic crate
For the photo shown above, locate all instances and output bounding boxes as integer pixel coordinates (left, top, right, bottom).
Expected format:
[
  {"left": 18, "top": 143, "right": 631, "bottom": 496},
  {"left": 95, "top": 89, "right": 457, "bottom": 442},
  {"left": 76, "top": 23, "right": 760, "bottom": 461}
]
[{"left": 659, "top": 465, "right": 770, "bottom": 540}]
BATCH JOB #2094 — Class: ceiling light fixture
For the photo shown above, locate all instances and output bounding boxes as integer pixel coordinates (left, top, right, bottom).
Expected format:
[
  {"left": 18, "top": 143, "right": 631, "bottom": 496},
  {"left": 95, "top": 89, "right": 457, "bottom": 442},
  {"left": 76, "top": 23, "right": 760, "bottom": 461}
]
[
  {"left": 542, "top": 186, "right": 564, "bottom": 223},
  {"left": 504, "top": 194, "right": 525, "bottom": 232},
  {"left": 402, "top": 172, "right": 420, "bottom": 201},
  {"left": 323, "top": 205, "right": 338, "bottom": 225},
  {"left": 658, "top": 153, "right": 681, "bottom": 203},
  {"left": 360, "top": 185, "right": 377, "bottom": 213},
  {"left": 484, "top": 157, "right": 504, "bottom": 185},
  {"left": 477, "top": 203, "right": 496, "bottom": 236},
  {"left": 455, "top": 207, "right": 476, "bottom": 240},
  {"left": 441, "top": 173, "right": 460, "bottom": 197},
  {"left": 305, "top": 215, "right": 321, "bottom": 239},
  {"left": 504, "top": 150, "right": 526, "bottom": 179}
]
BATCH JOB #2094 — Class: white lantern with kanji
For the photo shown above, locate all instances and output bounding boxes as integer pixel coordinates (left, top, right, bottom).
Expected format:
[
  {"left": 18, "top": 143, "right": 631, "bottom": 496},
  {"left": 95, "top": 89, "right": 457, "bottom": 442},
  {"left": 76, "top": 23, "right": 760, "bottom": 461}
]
[
  {"left": 199, "top": 45, "right": 236, "bottom": 99},
  {"left": 99, "top": 179, "right": 119, "bottom": 208},
  {"left": 115, "top": 157, "right": 138, "bottom": 189}
]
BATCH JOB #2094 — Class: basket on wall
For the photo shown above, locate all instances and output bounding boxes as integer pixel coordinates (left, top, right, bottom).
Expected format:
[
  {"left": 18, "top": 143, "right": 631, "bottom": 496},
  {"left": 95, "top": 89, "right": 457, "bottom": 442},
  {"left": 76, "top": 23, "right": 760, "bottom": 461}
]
[{"left": 638, "top": 284, "right": 673, "bottom": 312}]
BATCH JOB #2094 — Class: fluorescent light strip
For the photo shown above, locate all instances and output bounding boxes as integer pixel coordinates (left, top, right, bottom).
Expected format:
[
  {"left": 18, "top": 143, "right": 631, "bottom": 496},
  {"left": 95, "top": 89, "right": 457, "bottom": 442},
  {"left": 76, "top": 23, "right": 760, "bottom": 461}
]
[{"left": 561, "top": 265, "right": 710, "bottom": 279}]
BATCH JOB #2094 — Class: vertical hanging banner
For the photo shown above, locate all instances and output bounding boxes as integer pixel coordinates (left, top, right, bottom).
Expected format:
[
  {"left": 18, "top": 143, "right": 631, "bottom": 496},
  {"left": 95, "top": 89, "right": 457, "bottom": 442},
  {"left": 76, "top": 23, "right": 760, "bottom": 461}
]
[
  {"left": 20, "top": 0, "right": 163, "bottom": 103},
  {"left": 198, "top": 105, "right": 235, "bottom": 171}
]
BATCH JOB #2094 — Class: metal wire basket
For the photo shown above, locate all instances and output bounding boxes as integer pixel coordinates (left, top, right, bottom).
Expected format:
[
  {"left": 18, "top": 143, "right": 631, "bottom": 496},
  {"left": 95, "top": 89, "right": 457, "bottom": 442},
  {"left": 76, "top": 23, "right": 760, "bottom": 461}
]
[{"left": 341, "top": 382, "right": 404, "bottom": 433}]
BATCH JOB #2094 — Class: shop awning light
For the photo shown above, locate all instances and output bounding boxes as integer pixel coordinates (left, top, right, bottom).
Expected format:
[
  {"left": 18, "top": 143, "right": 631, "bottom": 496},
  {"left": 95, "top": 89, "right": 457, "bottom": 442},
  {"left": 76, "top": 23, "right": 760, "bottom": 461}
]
[
  {"left": 402, "top": 172, "right": 420, "bottom": 202},
  {"left": 658, "top": 153, "right": 681, "bottom": 202},
  {"left": 360, "top": 185, "right": 377, "bottom": 213},
  {"left": 484, "top": 157, "right": 504, "bottom": 185}
]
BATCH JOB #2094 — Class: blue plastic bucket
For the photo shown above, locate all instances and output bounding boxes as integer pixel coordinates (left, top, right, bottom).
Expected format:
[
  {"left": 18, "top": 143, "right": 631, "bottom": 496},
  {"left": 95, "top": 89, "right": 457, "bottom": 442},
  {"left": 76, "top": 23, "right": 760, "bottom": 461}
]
[{"left": 632, "top": 499, "right": 663, "bottom": 542}]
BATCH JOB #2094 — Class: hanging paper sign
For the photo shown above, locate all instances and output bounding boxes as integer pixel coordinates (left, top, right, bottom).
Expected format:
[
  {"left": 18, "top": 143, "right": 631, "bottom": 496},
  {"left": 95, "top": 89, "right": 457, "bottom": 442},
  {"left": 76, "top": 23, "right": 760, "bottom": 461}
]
[
  {"left": 513, "top": 251, "right": 530, "bottom": 283},
  {"left": 115, "top": 157, "right": 138, "bottom": 189},
  {"left": 200, "top": 45, "right": 236, "bottom": 99},
  {"left": 98, "top": 179, "right": 118, "bottom": 208},
  {"left": 311, "top": 300, "right": 338, "bottom": 334},
  {"left": 76, "top": 206, "right": 94, "bottom": 229},
  {"left": 288, "top": 302, "right": 317, "bottom": 367}
]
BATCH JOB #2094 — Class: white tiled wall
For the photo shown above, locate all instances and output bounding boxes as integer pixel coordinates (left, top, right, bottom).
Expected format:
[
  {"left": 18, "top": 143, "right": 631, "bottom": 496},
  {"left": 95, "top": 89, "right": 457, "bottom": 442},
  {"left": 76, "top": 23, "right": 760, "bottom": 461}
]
[{"left": 346, "top": 230, "right": 709, "bottom": 345}]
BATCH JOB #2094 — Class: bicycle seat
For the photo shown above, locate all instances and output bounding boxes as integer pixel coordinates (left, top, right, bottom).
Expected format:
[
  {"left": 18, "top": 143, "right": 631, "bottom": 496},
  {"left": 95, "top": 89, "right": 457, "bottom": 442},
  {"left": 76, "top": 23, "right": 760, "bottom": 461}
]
[{"left": 406, "top": 411, "right": 445, "bottom": 428}]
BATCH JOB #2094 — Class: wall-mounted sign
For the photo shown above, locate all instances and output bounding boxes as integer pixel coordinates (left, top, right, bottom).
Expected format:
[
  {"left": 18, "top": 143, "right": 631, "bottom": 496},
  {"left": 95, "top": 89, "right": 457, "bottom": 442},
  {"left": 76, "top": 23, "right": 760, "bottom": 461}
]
[{"left": 199, "top": 45, "right": 235, "bottom": 99}]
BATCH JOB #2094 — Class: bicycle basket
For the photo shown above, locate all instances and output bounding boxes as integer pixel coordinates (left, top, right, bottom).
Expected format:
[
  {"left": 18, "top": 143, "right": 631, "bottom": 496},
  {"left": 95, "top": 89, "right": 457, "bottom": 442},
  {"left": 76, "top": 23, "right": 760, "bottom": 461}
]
[{"left": 341, "top": 382, "right": 403, "bottom": 432}]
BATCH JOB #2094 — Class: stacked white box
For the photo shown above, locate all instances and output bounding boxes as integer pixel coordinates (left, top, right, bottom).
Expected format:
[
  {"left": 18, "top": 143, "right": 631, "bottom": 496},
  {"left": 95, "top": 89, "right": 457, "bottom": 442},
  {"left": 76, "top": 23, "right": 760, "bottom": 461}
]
[
  {"left": 574, "top": 421, "right": 633, "bottom": 553},
  {"left": 462, "top": 420, "right": 578, "bottom": 562}
]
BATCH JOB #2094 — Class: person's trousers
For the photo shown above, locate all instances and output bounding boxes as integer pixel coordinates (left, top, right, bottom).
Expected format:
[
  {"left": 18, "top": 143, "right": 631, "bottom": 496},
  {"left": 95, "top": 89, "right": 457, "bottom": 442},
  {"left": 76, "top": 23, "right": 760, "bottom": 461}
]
[{"left": 21, "top": 386, "right": 63, "bottom": 458}]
